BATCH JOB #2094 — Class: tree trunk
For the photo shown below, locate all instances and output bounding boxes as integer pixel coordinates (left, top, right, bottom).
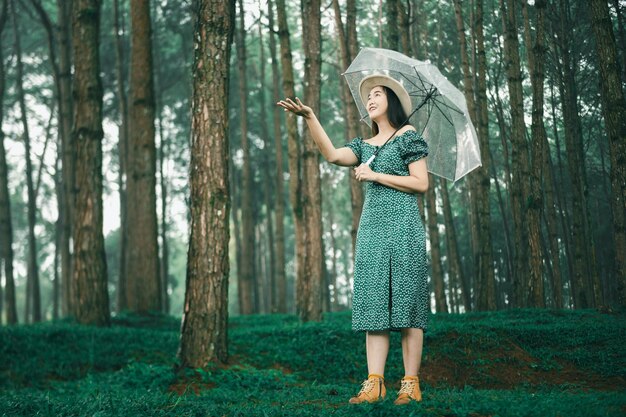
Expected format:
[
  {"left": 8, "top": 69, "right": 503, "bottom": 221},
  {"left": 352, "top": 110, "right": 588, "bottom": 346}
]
[
  {"left": 385, "top": 0, "right": 399, "bottom": 50},
  {"left": 53, "top": 155, "right": 61, "bottom": 319},
  {"left": 29, "top": 0, "right": 69, "bottom": 320},
  {"left": 522, "top": 0, "right": 547, "bottom": 307},
  {"left": 267, "top": 0, "right": 287, "bottom": 313},
  {"left": 235, "top": 0, "right": 255, "bottom": 315},
  {"left": 178, "top": 0, "right": 234, "bottom": 367},
  {"left": 454, "top": 5, "right": 480, "bottom": 308},
  {"left": 0, "top": 0, "right": 17, "bottom": 325},
  {"left": 612, "top": 0, "right": 626, "bottom": 82},
  {"left": 590, "top": 0, "right": 626, "bottom": 307},
  {"left": 454, "top": 0, "right": 495, "bottom": 311},
  {"left": 473, "top": 0, "right": 496, "bottom": 310},
  {"left": 153, "top": 0, "right": 169, "bottom": 314},
  {"left": 125, "top": 0, "right": 161, "bottom": 313},
  {"left": 548, "top": 81, "right": 574, "bottom": 307},
  {"left": 499, "top": 0, "right": 530, "bottom": 308},
  {"left": 11, "top": 0, "right": 41, "bottom": 323},
  {"left": 230, "top": 159, "right": 243, "bottom": 314},
  {"left": 327, "top": 186, "right": 339, "bottom": 311},
  {"left": 299, "top": 0, "right": 324, "bottom": 322},
  {"left": 426, "top": 177, "right": 448, "bottom": 313},
  {"left": 276, "top": 0, "right": 304, "bottom": 319},
  {"left": 57, "top": 0, "right": 74, "bottom": 318},
  {"left": 156, "top": 93, "right": 170, "bottom": 314},
  {"left": 440, "top": 178, "right": 470, "bottom": 312},
  {"left": 542, "top": 131, "right": 564, "bottom": 309},
  {"left": 113, "top": 0, "right": 129, "bottom": 312},
  {"left": 257, "top": 16, "right": 277, "bottom": 313},
  {"left": 331, "top": 0, "right": 364, "bottom": 259},
  {"left": 557, "top": 0, "right": 600, "bottom": 308},
  {"left": 71, "top": 0, "right": 110, "bottom": 326}
]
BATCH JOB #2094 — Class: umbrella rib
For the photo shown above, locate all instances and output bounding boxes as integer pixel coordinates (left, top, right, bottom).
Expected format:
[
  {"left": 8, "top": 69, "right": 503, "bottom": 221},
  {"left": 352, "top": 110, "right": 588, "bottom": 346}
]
[
  {"left": 429, "top": 96, "right": 464, "bottom": 116},
  {"left": 410, "top": 70, "right": 432, "bottom": 92},
  {"left": 401, "top": 71, "right": 432, "bottom": 95},
  {"left": 402, "top": 69, "right": 465, "bottom": 119},
  {"left": 430, "top": 100, "right": 455, "bottom": 126}
]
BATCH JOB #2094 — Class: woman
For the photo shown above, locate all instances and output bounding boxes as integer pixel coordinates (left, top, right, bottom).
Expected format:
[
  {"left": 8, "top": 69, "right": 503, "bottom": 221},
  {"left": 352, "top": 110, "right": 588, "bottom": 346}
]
[{"left": 277, "top": 74, "right": 429, "bottom": 406}]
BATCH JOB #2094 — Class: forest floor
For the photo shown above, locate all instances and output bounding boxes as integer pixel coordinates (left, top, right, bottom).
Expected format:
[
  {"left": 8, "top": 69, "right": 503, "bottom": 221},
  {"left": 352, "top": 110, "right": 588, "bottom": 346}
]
[{"left": 0, "top": 307, "right": 625, "bottom": 416}]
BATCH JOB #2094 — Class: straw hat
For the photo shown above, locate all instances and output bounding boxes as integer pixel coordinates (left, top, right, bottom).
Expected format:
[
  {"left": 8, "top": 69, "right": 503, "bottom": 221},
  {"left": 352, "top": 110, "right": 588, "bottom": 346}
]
[{"left": 359, "top": 74, "right": 412, "bottom": 117}]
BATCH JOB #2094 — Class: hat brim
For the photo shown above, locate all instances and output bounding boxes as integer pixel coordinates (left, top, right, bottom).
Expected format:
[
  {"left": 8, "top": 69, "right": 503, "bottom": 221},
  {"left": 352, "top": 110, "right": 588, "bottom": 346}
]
[{"left": 359, "top": 74, "right": 412, "bottom": 118}]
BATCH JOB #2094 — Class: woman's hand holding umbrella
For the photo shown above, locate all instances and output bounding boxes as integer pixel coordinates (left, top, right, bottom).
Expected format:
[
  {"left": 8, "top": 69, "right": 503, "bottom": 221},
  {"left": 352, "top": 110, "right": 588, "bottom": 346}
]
[{"left": 354, "top": 163, "right": 378, "bottom": 183}]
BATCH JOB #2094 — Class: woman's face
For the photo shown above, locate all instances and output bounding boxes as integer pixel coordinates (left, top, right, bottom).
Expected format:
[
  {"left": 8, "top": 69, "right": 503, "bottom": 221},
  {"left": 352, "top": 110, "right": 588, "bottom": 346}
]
[{"left": 366, "top": 86, "right": 388, "bottom": 122}]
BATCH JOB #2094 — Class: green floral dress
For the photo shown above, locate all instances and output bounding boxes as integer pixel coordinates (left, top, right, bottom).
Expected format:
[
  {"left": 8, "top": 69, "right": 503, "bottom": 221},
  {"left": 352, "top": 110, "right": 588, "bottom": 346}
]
[{"left": 344, "top": 129, "right": 430, "bottom": 333}]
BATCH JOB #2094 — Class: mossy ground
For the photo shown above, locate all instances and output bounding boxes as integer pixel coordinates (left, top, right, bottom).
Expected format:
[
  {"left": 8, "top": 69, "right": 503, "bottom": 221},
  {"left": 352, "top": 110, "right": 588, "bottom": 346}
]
[{"left": 1, "top": 308, "right": 624, "bottom": 416}]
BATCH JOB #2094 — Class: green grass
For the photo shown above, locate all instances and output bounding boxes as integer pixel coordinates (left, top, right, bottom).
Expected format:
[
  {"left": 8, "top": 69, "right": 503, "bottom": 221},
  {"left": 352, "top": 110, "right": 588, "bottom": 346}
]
[{"left": 1, "top": 308, "right": 625, "bottom": 416}]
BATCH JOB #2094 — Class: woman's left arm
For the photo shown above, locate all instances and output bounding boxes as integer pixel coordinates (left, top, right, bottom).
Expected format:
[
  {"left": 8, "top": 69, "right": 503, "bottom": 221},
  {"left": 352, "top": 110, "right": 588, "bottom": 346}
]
[{"left": 354, "top": 159, "right": 429, "bottom": 193}]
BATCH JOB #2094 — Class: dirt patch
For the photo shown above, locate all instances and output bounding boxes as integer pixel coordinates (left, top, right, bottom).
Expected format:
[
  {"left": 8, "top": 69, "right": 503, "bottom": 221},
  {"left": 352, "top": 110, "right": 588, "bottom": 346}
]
[
  {"left": 420, "top": 331, "right": 625, "bottom": 391},
  {"left": 168, "top": 373, "right": 217, "bottom": 396}
]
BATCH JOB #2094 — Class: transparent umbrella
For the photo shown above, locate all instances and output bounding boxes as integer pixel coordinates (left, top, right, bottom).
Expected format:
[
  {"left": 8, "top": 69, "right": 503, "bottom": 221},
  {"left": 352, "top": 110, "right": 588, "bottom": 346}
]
[{"left": 342, "top": 47, "right": 482, "bottom": 182}]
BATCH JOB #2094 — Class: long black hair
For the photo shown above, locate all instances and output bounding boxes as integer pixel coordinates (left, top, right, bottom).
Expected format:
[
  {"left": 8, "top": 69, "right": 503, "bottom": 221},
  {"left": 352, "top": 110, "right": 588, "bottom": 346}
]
[{"left": 371, "top": 86, "right": 409, "bottom": 136}]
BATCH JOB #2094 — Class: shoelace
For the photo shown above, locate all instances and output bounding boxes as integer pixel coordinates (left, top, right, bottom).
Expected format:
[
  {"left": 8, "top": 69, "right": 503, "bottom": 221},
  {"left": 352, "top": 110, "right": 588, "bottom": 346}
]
[
  {"left": 357, "top": 379, "right": 377, "bottom": 396},
  {"left": 398, "top": 380, "right": 416, "bottom": 396}
]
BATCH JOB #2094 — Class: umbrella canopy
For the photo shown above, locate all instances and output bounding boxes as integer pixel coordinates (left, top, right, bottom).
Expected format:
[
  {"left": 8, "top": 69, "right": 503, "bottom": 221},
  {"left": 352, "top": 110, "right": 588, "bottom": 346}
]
[{"left": 342, "top": 47, "right": 482, "bottom": 182}]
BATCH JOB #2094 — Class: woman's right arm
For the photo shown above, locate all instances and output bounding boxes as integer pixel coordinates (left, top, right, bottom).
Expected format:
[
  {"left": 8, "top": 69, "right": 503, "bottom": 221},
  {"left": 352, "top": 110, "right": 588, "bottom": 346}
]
[{"left": 276, "top": 97, "right": 358, "bottom": 167}]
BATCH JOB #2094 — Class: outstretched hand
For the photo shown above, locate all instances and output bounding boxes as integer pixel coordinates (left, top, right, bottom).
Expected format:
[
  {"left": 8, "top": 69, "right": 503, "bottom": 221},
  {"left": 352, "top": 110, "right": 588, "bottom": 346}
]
[{"left": 276, "top": 97, "right": 313, "bottom": 119}]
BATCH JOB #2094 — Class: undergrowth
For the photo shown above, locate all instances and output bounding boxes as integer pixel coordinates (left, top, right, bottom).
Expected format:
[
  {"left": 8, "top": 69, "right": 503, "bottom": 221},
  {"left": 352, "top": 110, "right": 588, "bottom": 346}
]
[{"left": 1, "top": 307, "right": 624, "bottom": 416}]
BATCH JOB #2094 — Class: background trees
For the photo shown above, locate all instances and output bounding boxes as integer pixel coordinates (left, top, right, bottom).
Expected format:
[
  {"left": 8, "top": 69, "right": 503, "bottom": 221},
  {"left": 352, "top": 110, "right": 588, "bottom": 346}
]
[{"left": 1, "top": 0, "right": 624, "bottom": 334}]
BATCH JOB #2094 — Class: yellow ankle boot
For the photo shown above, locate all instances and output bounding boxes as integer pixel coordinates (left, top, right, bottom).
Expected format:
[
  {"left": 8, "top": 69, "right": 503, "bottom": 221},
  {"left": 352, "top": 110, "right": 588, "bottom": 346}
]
[
  {"left": 349, "top": 374, "right": 386, "bottom": 404},
  {"left": 394, "top": 375, "right": 422, "bottom": 405}
]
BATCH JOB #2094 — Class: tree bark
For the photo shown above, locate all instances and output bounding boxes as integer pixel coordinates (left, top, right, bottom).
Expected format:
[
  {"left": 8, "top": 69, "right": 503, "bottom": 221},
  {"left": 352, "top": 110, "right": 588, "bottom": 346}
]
[
  {"left": 156, "top": 90, "right": 170, "bottom": 314},
  {"left": 546, "top": 79, "right": 574, "bottom": 298},
  {"left": 11, "top": 0, "right": 41, "bottom": 323},
  {"left": 53, "top": 154, "right": 61, "bottom": 319},
  {"left": 0, "top": 0, "right": 17, "bottom": 325},
  {"left": 440, "top": 178, "right": 470, "bottom": 312},
  {"left": 153, "top": 0, "right": 170, "bottom": 314},
  {"left": 257, "top": 16, "right": 277, "bottom": 313},
  {"left": 57, "top": 0, "right": 74, "bottom": 318},
  {"left": 267, "top": 0, "right": 287, "bottom": 313},
  {"left": 71, "top": 0, "right": 110, "bottom": 326},
  {"left": 235, "top": 0, "right": 255, "bottom": 315},
  {"left": 426, "top": 177, "right": 448, "bottom": 313},
  {"left": 178, "top": 0, "right": 234, "bottom": 367},
  {"left": 331, "top": 0, "right": 364, "bottom": 259},
  {"left": 473, "top": 0, "right": 496, "bottom": 310},
  {"left": 125, "top": 0, "right": 161, "bottom": 313},
  {"left": 542, "top": 128, "right": 564, "bottom": 309},
  {"left": 385, "top": 0, "right": 399, "bottom": 50},
  {"left": 556, "top": 0, "right": 600, "bottom": 308},
  {"left": 455, "top": 5, "right": 481, "bottom": 305},
  {"left": 499, "top": 0, "right": 531, "bottom": 308},
  {"left": 454, "top": 0, "right": 495, "bottom": 311},
  {"left": 229, "top": 159, "right": 243, "bottom": 314},
  {"left": 113, "top": 0, "right": 129, "bottom": 313},
  {"left": 326, "top": 183, "right": 339, "bottom": 311},
  {"left": 299, "top": 0, "right": 324, "bottom": 322},
  {"left": 276, "top": 0, "right": 304, "bottom": 318},
  {"left": 522, "top": 0, "right": 547, "bottom": 307},
  {"left": 590, "top": 0, "right": 626, "bottom": 307}
]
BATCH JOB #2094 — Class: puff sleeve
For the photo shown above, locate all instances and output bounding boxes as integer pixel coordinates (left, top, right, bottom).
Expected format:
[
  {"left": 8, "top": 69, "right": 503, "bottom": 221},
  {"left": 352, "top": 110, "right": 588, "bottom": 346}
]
[
  {"left": 399, "top": 130, "right": 428, "bottom": 165},
  {"left": 344, "top": 137, "right": 362, "bottom": 165}
]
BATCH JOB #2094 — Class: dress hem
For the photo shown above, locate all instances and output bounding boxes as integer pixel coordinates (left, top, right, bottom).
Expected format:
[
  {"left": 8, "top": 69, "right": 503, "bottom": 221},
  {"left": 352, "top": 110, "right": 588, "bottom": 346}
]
[{"left": 352, "top": 326, "right": 427, "bottom": 334}]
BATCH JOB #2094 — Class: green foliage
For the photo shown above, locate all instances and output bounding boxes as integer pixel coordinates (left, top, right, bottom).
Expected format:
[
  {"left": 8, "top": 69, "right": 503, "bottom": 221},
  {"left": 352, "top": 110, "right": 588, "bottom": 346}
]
[{"left": 1, "top": 309, "right": 624, "bottom": 416}]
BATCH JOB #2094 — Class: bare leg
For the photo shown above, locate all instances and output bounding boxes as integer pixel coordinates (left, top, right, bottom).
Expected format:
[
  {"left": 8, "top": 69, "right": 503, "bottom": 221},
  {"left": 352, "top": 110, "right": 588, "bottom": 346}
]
[
  {"left": 400, "top": 328, "right": 424, "bottom": 376},
  {"left": 366, "top": 330, "right": 390, "bottom": 376}
]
